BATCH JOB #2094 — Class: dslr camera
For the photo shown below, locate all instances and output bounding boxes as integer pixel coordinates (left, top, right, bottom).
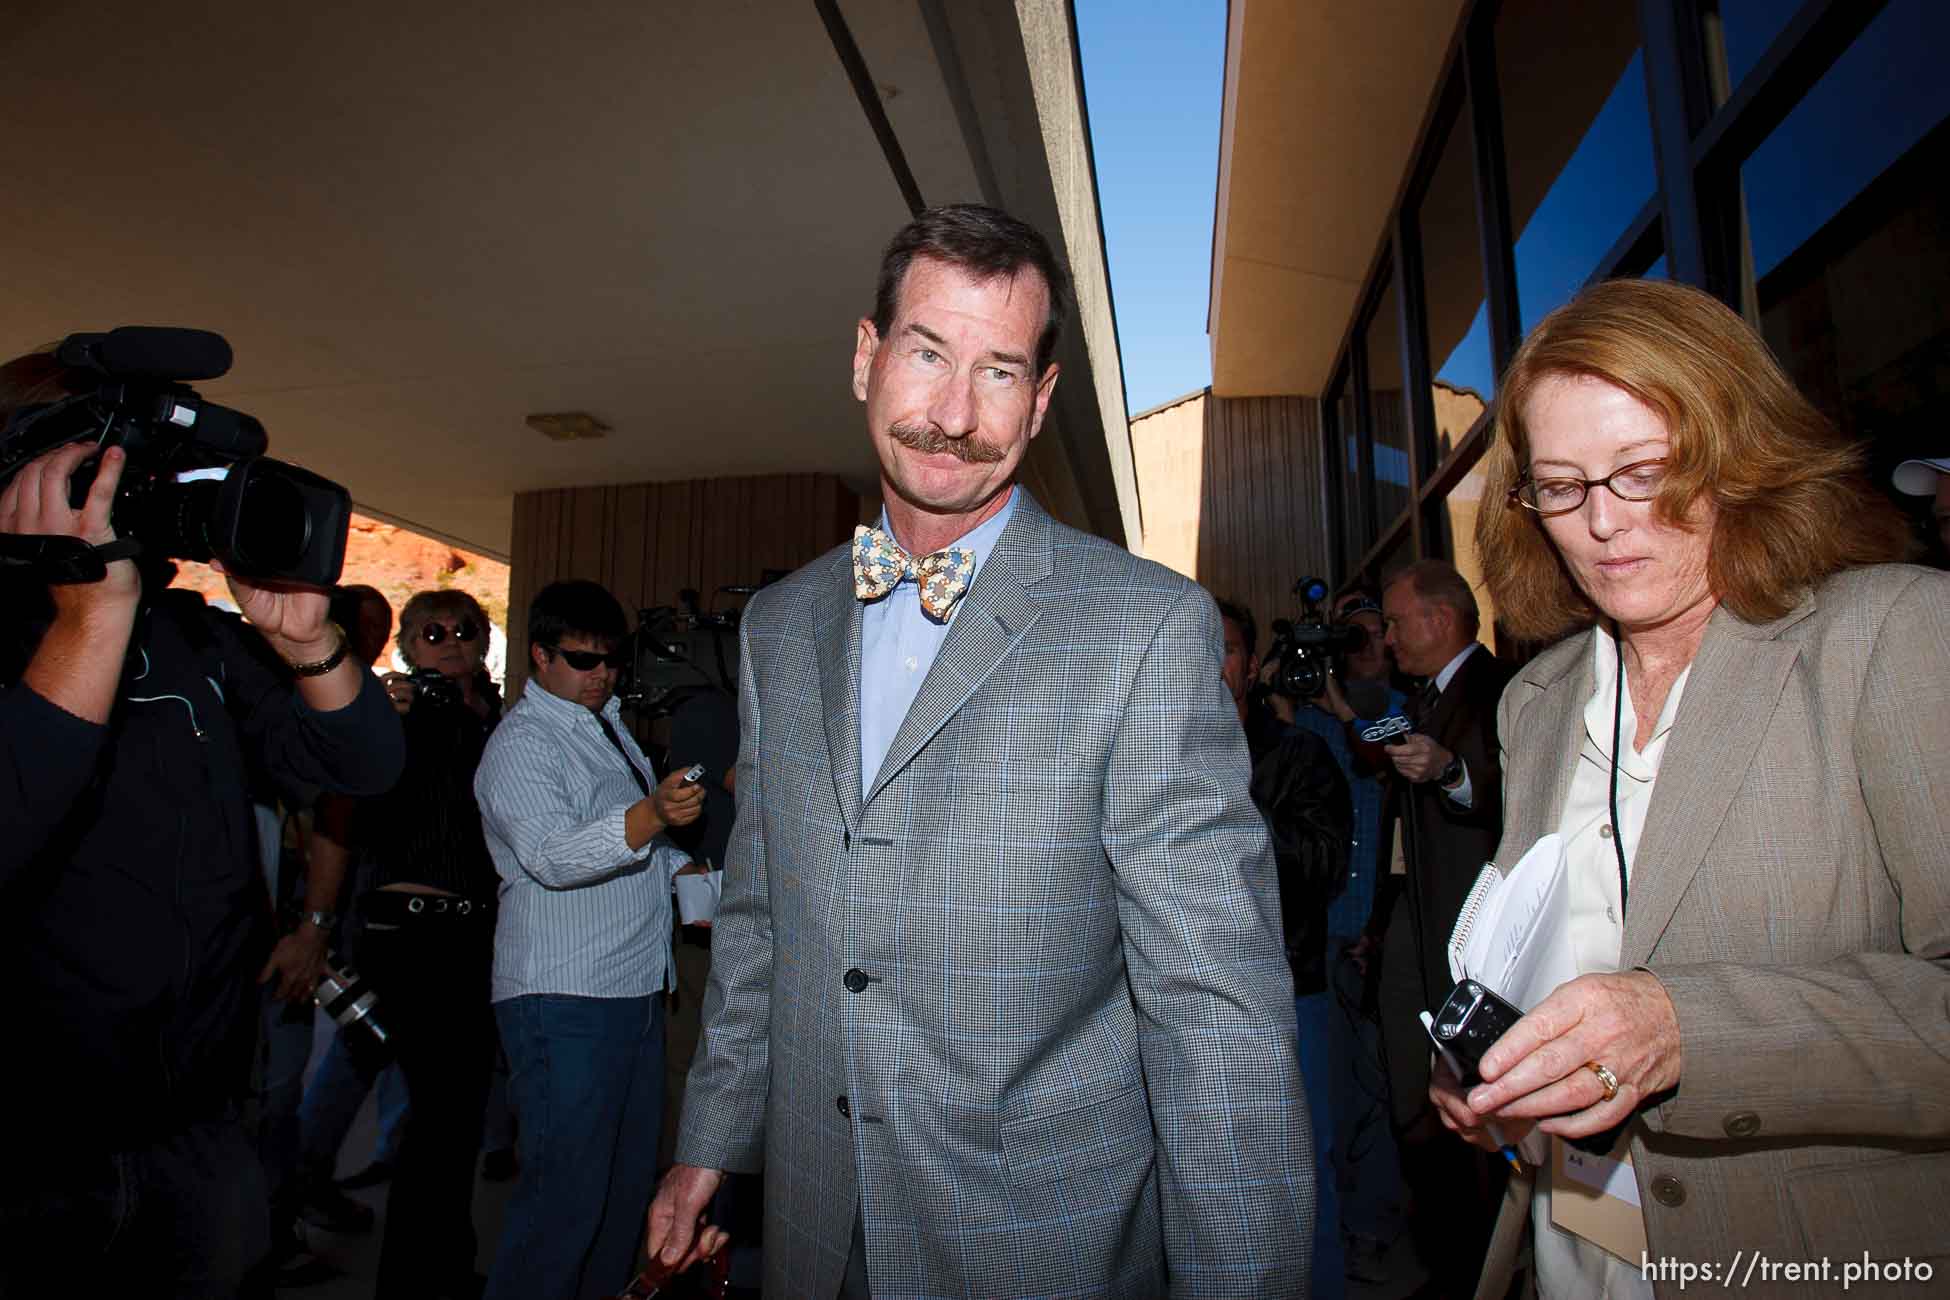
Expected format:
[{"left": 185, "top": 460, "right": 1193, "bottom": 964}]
[
  {"left": 1260, "top": 576, "right": 1370, "bottom": 700},
  {"left": 406, "top": 666, "right": 462, "bottom": 709},
  {"left": 0, "top": 327, "right": 351, "bottom": 587}
]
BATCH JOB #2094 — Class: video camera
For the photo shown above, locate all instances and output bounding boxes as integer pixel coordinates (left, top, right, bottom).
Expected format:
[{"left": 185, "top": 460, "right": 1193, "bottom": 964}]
[
  {"left": 619, "top": 574, "right": 785, "bottom": 714},
  {"left": 1262, "top": 576, "right": 1370, "bottom": 700},
  {"left": 0, "top": 327, "right": 351, "bottom": 587}
]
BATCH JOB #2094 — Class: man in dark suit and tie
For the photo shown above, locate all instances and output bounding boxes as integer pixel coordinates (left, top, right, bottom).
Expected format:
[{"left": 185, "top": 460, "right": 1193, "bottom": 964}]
[
  {"left": 1370, "top": 558, "right": 1512, "bottom": 1296},
  {"left": 644, "top": 204, "right": 1312, "bottom": 1298}
]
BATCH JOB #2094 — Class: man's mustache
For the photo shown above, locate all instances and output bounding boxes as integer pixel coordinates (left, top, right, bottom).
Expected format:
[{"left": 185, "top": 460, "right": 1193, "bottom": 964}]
[{"left": 888, "top": 422, "right": 1006, "bottom": 464}]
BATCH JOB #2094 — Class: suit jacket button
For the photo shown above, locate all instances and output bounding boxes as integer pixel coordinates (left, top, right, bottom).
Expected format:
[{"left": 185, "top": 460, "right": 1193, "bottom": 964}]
[
  {"left": 836, "top": 1095, "right": 851, "bottom": 1118},
  {"left": 1650, "top": 1174, "right": 1686, "bottom": 1207},
  {"left": 1724, "top": 1111, "right": 1761, "bottom": 1139},
  {"left": 843, "top": 968, "right": 869, "bottom": 993}
]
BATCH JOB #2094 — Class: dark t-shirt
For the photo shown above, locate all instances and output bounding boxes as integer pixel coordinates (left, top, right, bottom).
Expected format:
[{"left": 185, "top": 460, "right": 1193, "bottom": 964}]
[{"left": 339, "top": 686, "right": 500, "bottom": 901}]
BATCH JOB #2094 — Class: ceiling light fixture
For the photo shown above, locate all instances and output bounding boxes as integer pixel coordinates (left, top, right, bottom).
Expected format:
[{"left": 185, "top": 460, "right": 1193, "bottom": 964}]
[{"left": 525, "top": 411, "right": 611, "bottom": 441}]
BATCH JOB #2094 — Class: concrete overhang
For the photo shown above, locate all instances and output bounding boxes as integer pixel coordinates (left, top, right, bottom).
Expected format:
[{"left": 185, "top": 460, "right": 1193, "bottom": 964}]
[
  {"left": 1209, "top": 0, "right": 1466, "bottom": 398},
  {"left": 0, "top": 0, "right": 1132, "bottom": 558}
]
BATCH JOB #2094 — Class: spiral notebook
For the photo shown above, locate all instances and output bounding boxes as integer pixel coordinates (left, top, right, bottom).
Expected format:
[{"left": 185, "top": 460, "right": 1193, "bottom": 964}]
[{"left": 1446, "top": 832, "right": 1578, "bottom": 1011}]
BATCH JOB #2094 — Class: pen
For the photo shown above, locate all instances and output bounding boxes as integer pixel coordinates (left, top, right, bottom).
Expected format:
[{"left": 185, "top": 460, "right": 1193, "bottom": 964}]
[{"left": 1420, "top": 1011, "right": 1524, "bottom": 1173}]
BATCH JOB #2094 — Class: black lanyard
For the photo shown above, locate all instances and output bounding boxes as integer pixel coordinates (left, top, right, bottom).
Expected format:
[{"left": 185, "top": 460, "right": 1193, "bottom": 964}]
[{"left": 1609, "top": 622, "right": 1631, "bottom": 919}]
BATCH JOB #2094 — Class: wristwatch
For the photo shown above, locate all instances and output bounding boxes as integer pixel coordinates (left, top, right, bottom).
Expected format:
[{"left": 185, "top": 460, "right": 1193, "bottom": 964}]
[
  {"left": 301, "top": 909, "right": 338, "bottom": 932},
  {"left": 1436, "top": 754, "right": 1464, "bottom": 788}
]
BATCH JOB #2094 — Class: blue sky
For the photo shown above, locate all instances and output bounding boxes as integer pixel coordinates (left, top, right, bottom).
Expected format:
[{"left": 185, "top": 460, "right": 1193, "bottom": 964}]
[
  {"left": 1074, "top": 1, "right": 1226, "bottom": 416},
  {"left": 1075, "top": 0, "right": 1950, "bottom": 419}
]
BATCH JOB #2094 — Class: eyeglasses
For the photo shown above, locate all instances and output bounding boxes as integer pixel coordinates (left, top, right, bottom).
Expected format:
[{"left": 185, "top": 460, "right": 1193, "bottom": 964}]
[
  {"left": 1511, "top": 458, "right": 1668, "bottom": 516},
  {"left": 418, "top": 619, "right": 480, "bottom": 646},
  {"left": 543, "top": 644, "right": 628, "bottom": 672}
]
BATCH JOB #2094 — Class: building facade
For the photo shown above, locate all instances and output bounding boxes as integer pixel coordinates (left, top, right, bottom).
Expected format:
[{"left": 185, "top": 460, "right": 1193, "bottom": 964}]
[{"left": 1201, "top": 0, "right": 1950, "bottom": 646}]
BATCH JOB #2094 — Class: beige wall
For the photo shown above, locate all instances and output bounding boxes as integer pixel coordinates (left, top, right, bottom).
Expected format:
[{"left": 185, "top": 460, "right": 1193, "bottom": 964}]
[
  {"left": 505, "top": 474, "right": 859, "bottom": 707},
  {"left": 1131, "top": 389, "right": 1334, "bottom": 659},
  {"left": 1130, "top": 392, "right": 1207, "bottom": 577}
]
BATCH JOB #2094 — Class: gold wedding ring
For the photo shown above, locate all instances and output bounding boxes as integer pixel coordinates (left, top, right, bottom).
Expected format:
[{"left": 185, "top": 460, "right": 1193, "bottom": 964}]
[{"left": 1587, "top": 1061, "right": 1620, "bottom": 1102}]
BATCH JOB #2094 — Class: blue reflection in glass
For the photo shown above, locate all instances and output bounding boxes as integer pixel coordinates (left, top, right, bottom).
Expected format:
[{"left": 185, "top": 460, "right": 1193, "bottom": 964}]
[
  {"left": 1714, "top": 0, "right": 1798, "bottom": 97},
  {"left": 1513, "top": 49, "right": 1655, "bottom": 334},
  {"left": 1436, "top": 303, "right": 1495, "bottom": 402},
  {"left": 1742, "top": 0, "right": 1950, "bottom": 279}
]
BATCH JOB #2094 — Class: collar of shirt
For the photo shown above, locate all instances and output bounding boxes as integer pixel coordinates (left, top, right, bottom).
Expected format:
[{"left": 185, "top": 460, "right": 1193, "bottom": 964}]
[
  {"left": 858, "top": 486, "right": 1019, "bottom": 794},
  {"left": 873, "top": 485, "right": 1018, "bottom": 586},
  {"left": 1432, "top": 640, "right": 1481, "bottom": 694},
  {"left": 1582, "top": 625, "right": 1691, "bottom": 783},
  {"left": 516, "top": 678, "right": 654, "bottom": 785},
  {"left": 524, "top": 674, "right": 625, "bottom": 733}
]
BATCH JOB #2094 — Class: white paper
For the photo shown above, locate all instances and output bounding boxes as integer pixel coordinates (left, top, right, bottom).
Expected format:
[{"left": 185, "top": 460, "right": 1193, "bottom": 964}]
[
  {"left": 1561, "top": 1143, "right": 1642, "bottom": 1208},
  {"left": 675, "top": 869, "right": 723, "bottom": 924},
  {"left": 1448, "top": 833, "right": 1579, "bottom": 1011}
]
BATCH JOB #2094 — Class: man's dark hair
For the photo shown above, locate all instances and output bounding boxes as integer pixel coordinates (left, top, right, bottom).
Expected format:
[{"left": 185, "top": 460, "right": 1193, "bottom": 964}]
[
  {"left": 1388, "top": 559, "right": 1480, "bottom": 638},
  {"left": 529, "top": 579, "right": 628, "bottom": 651},
  {"left": 1216, "top": 598, "right": 1256, "bottom": 657},
  {"left": 327, "top": 583, "right": 388, "bottom": 631},
  {"left": 871, "top": 204, "right": 1073, "bottom": 376}
]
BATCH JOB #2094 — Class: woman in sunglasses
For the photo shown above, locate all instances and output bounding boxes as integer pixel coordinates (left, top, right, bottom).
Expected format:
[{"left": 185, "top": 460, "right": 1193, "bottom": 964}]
[{"left": 315, "top": 588, "right": 506, "bottom": 1299}]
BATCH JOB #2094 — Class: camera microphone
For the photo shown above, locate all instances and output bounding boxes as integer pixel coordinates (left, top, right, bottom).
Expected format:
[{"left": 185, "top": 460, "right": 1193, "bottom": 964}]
[{"left": 56, "top": 327, "right": 232, "bottom": 382}]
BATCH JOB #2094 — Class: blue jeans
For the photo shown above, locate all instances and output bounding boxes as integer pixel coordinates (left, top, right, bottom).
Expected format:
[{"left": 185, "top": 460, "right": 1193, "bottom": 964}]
[
  {"left": 255, "top": 984, "right": 318, "bottom": 1221},
  {"left": 1327, "top": 934, "right": 1406, "bottom": 1244},
  {"left": 1295, "top": 990, "right": 1346, "bottom": 1300},
  {"left": 486, "top": 993, "right": 667, "bottom": 1300},
  {"left": 297, "top": 1033, "right": 410, "bottom": 1177}
]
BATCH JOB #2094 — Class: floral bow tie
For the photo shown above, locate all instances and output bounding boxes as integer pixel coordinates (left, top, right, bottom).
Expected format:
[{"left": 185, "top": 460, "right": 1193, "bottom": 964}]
[{"left": 852, "top": 526, "right": 976, "bottom": 622}]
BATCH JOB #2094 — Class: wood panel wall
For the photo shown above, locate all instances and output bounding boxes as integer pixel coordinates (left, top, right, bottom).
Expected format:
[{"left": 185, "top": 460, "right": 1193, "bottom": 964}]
[
  {"left": 505, "top": 474, "right": 860, "bottom": 702},
  {"left": 1191, "top": 394, "right": 1334, "bottom": 655}
]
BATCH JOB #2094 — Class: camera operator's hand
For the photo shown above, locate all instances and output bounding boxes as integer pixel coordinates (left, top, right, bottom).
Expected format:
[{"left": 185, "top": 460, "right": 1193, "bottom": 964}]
[
  {"left": 4, "top": 444, "right": 141, "bottom": 724},
  {"left": 1, "top": 442, "right": 141, "bottom": 607},
  {"left": 380, "top": 671, "right": 416, "bottom": 715},
  {"left": 1314, "top": 670, "right": 1357, "bottom": 723},
  {"left": 1387, "top": 733, "right": 1455, "bottom": 784},
  {"left": 210, "top": 560, "right": 364, "bottom": 711},
  {"left": 213, "top": 561, "right": 331, "bottom": 656},
  {"left": 259, "top": 922, "right": 329, "bottom": 1003}
]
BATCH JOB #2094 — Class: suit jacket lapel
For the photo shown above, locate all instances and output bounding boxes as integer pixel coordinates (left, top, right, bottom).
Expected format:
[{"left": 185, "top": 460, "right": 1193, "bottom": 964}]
[
  {"left": 863, "top": 492, "right": 1051, "bottom": 808},
  {"left": 1621, "top": 599, "right": 1810, "bottom": 964},
  {"left": 1508, "top": 641, "right": 1592, "bottom": 862},
  {"left": 816, "top": 547, "right": 867, "bottom": 834},
  {"left": 1429, "top": 647, "right": 1489, "bottom": 746}
]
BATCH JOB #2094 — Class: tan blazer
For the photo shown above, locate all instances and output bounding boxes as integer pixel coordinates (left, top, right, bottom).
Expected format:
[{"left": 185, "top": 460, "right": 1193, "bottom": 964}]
[{"left": 1474, "top": 564, "right": 1950, "bottom": 1300}]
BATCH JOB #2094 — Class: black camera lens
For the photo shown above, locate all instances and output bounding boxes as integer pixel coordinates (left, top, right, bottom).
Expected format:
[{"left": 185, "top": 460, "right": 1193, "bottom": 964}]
[{"left": 232, "top": 470, "right": 311, "bottom": 571}]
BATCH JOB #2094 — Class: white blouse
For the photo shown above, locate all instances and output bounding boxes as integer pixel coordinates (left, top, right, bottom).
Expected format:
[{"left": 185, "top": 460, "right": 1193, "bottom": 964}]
[{"left": 1534, "top": 627, "right": 1691, "bottom": 1300}]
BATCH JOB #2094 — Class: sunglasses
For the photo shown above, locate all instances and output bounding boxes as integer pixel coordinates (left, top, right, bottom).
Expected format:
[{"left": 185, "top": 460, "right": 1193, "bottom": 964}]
[
  {"left": 544, "top": 644, "right": 628, "bottom": 671},
  {"left": 419, "top": 619, "right": 480, "bottom": 646}
]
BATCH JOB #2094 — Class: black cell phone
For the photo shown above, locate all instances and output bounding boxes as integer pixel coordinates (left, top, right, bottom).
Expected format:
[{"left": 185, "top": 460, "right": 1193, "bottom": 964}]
[{"left": 1428, "top": 978, "right": 1525, "bottom": 1088}]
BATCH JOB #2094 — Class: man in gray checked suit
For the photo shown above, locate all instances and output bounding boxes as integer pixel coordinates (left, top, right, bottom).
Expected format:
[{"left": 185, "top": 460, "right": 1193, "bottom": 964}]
[{"left": 646, "top": 205, "right": 1312, "bottom": 1298}]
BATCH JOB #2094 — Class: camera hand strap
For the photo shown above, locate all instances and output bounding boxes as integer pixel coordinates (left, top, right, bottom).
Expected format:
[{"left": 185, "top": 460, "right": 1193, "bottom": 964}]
[{"left": 0, "top": 533, "right": 143, "bottom": 584}]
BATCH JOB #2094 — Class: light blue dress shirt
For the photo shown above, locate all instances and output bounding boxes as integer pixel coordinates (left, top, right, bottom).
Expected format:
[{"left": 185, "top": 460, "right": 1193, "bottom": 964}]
[
  {"left": 475, "top": 680, "right": 688, "bottom": 1001},
  {"left": 858, "top": 487, "right": 1018, "bottom": 797}
]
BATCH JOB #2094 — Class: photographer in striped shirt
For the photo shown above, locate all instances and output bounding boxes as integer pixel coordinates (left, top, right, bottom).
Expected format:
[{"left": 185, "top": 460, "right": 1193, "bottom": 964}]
[{"left": 475, "top": 579, "right": 704, "bottom": 1300}]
